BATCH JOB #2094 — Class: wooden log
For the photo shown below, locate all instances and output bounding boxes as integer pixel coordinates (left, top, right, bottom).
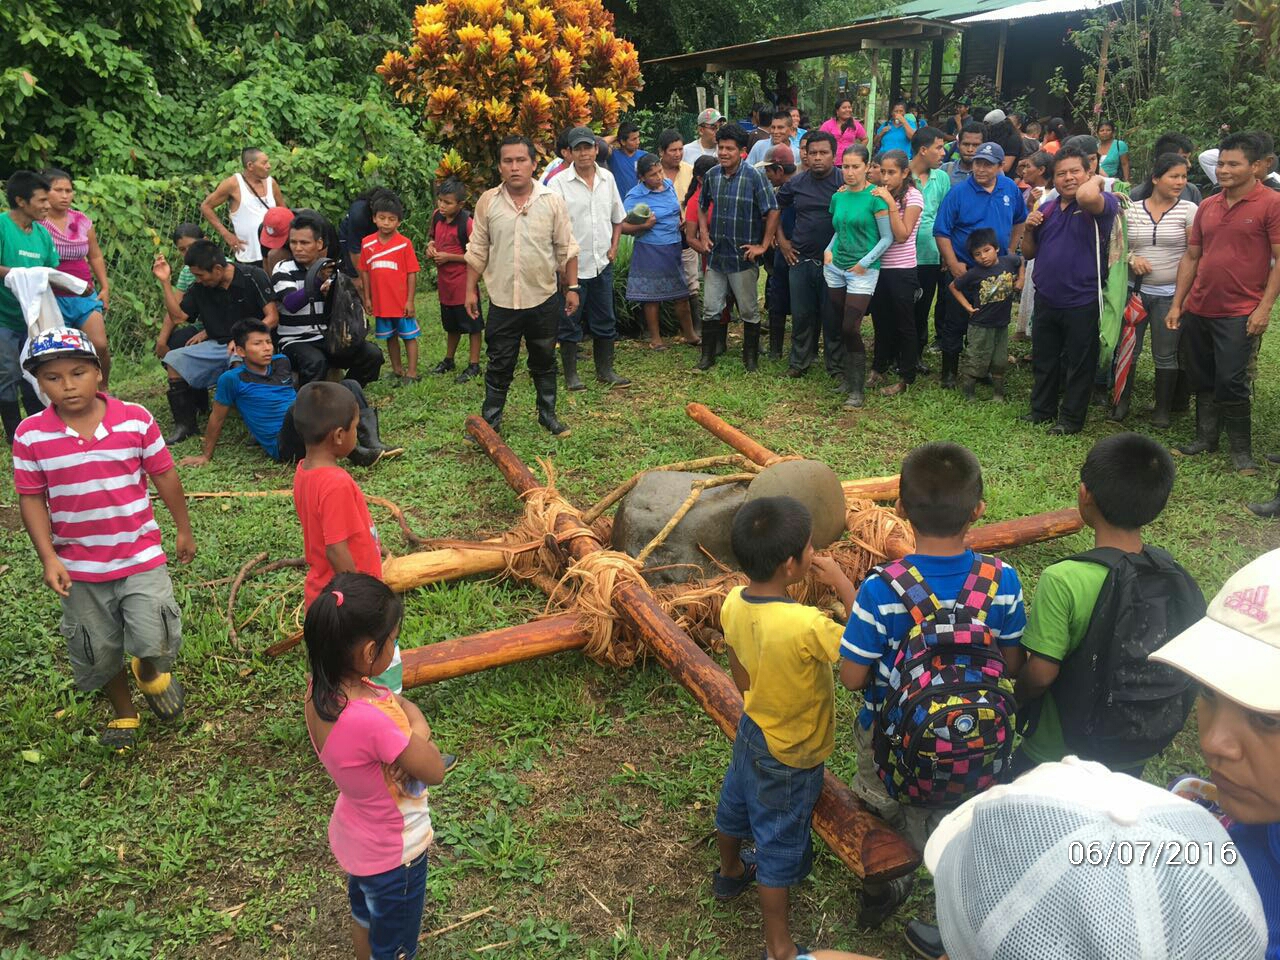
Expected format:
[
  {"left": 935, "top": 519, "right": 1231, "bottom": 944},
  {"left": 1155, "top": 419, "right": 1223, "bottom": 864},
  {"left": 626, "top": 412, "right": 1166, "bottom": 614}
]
[
  {"left": 842, "top": 476, "right": 901, "bottom": 502},
  {"left": 685, "top": 402, "right": 779, "bottom": 466},
  {"left": 401, "top": 615, "right": 589, "bottom": 688},
  {"left": 463, "top": 414, "right": 921, "bottom": 882},
  {"left": 965, "top": 508, "right": 1083, "bottom": 553},
  {"left": 382, "top": 546, "right": 507, "bottom": 593}
]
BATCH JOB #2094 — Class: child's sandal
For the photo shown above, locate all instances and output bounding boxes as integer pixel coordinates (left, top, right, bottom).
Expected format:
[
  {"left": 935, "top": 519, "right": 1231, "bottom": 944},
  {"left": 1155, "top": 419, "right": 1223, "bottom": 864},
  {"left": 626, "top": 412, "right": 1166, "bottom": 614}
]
[
  {"left": 130, "top": 657, "right": 185, "bottom": 721},
  {"left": 101, "top": 716, "right": 141, "bottom": 751}
]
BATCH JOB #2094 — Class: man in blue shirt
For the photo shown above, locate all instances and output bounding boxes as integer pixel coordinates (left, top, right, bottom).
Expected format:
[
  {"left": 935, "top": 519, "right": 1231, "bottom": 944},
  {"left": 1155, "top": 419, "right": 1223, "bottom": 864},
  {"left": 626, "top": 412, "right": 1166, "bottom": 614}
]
[
  {"left": 777, "top": 130, "right": 843, "bottom": 380},
  {"left": 1021, "top": 146, "right": 1119, "bottom": 435},
  {"left": 607, "top": 122, "right": 647, "bottom": 199},
  {"left": 177, "top": 319, "right": 399, "bottom": 468},
  {"left": 694, "top": 123, "right": 779, "bottom": 372},
  {"left": 933, "top": 142, "right": 1027, "bottom": 387}
]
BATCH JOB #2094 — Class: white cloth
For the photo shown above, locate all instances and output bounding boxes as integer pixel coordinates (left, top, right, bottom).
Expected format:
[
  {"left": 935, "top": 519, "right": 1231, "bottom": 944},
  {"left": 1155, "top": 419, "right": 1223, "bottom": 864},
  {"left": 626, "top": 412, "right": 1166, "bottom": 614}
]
[
  {"left": 229, "top": 173, "right": 277, "bottom": 263},
  {"left": 4, "top": 267, "right": 88, "bottom": 332},
  {"left": 547, "top": 165, "right": 625, "bottom": 279},
  {"left": 7, "top": 267, "right": 89, "bottom": 407}
]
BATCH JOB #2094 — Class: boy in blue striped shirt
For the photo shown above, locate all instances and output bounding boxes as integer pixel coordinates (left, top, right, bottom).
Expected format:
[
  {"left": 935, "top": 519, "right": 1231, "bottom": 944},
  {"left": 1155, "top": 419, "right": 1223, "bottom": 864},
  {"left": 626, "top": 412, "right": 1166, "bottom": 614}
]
[{"left": 838, "top": 441, "right": 1026, "bottom": 939}]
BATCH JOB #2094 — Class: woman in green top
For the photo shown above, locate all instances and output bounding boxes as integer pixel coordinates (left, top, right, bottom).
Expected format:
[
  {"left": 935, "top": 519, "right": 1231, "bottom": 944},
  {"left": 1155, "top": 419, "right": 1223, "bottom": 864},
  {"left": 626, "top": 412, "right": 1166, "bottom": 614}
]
[{"left": 823, "top": 144, "right": 893, "bottom": 408}]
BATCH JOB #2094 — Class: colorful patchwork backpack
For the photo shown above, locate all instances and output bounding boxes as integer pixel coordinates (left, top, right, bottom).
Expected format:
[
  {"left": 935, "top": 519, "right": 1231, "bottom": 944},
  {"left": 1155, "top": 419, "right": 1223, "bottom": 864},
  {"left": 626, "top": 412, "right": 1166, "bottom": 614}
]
[{"left": 871, "top": 554, "right": 1018, "bottom": 807}]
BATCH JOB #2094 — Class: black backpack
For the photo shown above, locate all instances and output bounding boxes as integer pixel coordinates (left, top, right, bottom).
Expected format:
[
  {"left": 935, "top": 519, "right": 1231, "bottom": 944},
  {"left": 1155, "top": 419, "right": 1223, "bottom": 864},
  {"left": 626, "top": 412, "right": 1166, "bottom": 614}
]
[
  {"left": 1043, "top": 546, "right": 1205, "bottom": 767},
  {"left": 305, "top": 258, "right": 369, "bottom": 354}
]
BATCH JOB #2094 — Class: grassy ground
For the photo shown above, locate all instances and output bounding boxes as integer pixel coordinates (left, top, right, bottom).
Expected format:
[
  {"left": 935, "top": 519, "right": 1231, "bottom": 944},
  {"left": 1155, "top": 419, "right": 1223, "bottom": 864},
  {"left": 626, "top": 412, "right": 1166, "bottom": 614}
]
[{"left": 2, "top": 299, "right": 1278, "bottom": 960}]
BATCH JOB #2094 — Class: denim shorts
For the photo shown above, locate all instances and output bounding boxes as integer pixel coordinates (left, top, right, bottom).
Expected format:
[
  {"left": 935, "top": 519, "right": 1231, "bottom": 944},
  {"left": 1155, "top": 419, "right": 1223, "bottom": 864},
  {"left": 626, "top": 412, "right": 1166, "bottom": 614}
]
[
  {"left": 349, "top": 850, "right": 429, "bottom": 960},
  {"left": 823, "top": 262, "right": 880, "bottom": 296},
  {"left": 56, "top": 294, "right": 105, "bottom": 327},
  {"left": 715, "top": 713, "right": 825, "bottom": 888},
  {"left": 375, "top": 316, "right": 421, "bottom": 341},
  {"left": 162, "top": 339, "right": 238, "bottom": 389}
]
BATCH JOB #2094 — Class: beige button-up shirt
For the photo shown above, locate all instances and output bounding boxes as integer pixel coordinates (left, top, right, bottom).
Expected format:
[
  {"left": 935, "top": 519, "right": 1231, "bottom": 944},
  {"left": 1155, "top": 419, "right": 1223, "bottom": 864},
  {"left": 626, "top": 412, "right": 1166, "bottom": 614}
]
[{"left": 464, "top": 182, "right": 579, "bottom": 310}]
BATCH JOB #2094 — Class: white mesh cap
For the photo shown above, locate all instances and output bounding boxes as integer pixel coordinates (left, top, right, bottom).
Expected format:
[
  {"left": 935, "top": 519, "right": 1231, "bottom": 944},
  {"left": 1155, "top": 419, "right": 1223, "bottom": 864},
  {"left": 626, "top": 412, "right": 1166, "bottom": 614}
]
[{"left": 924, "top": 757, "right": 1268, "bottom": 960}]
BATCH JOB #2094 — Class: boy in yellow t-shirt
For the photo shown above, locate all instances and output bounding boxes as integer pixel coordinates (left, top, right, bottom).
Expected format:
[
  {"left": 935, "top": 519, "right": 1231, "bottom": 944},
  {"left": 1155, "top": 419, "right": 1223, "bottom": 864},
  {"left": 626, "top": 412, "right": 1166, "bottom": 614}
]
[{"left": 713, "top": 496, "right": 856, "bottom": 960}]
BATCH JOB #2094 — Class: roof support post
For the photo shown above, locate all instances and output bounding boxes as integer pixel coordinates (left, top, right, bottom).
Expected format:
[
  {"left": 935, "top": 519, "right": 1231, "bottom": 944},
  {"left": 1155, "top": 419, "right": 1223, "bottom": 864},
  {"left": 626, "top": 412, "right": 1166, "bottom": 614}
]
[
  {"left": 928, "top": 37, "right": 943, "bottom": 113},
  {"left": 995, "top": 21, "right": 1008, "bottom": 94}
]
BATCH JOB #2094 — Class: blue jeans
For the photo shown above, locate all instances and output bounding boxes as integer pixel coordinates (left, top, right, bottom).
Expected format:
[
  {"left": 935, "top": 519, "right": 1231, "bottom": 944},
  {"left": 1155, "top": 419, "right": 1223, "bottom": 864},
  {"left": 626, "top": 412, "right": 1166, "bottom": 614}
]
[
  {"left": 348, "top": 850, "right": 429, "bottom": 960},
  {"left": 557, "top": 268, "right": 616, "bottom": 343},
  {"left": 715, "top": 714, "right": 824, "bottom": 888},
  {"left": 787, "top": 258, "right": 844, "bottom": 374}
]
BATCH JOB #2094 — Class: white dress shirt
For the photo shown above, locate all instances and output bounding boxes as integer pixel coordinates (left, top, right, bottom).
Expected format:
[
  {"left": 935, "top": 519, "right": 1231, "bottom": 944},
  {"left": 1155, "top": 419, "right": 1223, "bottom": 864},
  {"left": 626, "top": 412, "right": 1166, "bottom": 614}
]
[{"left": 548, "top": 163, "right": 625, "bottom": 280}]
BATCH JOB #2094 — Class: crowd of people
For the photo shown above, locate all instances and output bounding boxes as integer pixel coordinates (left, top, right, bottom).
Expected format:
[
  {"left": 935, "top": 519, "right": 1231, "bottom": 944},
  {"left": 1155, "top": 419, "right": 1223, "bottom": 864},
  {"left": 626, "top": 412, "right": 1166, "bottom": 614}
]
[{"left": 2, "top": 98, "right": 1280, "bottom": 960}]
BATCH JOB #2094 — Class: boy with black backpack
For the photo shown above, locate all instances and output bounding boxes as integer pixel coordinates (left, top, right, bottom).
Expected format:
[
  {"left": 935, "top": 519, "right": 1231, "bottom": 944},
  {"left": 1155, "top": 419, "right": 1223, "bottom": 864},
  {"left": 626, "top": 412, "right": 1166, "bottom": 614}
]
[
  {"left": 839, "top": 441, "right": 1026, "bottom": 944},
  {"left": 1016, "top": 432, "right": 1205, "bottom": 778},
  {"left": 425, "top": 178, "right": 482, "bottom": 384}
]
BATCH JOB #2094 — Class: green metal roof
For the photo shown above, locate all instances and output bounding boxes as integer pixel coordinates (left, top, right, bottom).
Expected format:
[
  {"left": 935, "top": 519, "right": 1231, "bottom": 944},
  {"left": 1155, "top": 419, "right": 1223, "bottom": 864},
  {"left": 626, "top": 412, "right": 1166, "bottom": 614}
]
[{"left": 858, "top": 0, "right": 1033, "bottom": 20}]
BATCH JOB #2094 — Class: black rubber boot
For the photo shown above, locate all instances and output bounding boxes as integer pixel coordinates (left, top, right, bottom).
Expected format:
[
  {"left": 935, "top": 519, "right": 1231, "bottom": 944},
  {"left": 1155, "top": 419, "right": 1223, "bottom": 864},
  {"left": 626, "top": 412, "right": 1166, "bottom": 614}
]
[
  {"left": 592, "top": 338, "right": 631, "bottom": 387},
  {"left": 842, "top": 352, "right": 866, "bottom": 408},
  {"left": 357, "top": 405, "right": 402, "bottom": 457},
  {"left": 1223, "top": 402, "right": 1260, "bottom": 475},
  {"left": 1150, "top": 368, "right": 1177, "bottom": 429},
  {"left": 767, "top": 314, "right": 786, "bottom": 359},
  {"left": 940, "top": 352, "right": 959, "bottom": 389},
  {"left": 560, "top": 342, "right": 585, "bottom": 392},
  {"left": 533, "top": 372, "right": 570, "bottom": 437},
  {"left": 1177, "top": 392, "right": 1221, "bottom": 456},
  {"left": 1248, "top": 480, "right": 1280, "bottom": 518},
  {"left": 715, "top": 316, "right": 729, "bottom": 357},
  {"left": 1108, "top": 374, "right": 1135, "bottom": 422},
  {"left": 960, "top": 375, "right": 977, "bottom": 399},
  {"left": 690, "top": 295, "right": 703, "bottom": 339},
  {"left": 193, "top": 389, "right": 210, "bottom": 417},
  {"left": 991, "top": 375, "right": 1006, "bottom": 403},
  {"left": 165, "top": 382, "right": 199, "bottom": 445},
  {"left": 1, "top": 400, "right": 21, "bottom": 445},
  {"left": 1171, "top": 369, "right": 1191, "bottom": 413},
  {"left": 696, "top": 325, "right": 719, "bottom": 371},
  {"left": 743, "top": 323, "right": 760, "bottom": 372},
  {"left": 480, "top": 382, "right": 507, "bottom": 434}
]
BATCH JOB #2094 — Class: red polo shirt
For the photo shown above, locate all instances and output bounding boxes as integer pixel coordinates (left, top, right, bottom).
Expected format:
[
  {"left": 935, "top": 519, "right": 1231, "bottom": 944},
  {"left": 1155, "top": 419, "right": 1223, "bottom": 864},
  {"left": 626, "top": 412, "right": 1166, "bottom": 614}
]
[{"left": 1186, "top": 182, "right": 1280, "bottom": 317}]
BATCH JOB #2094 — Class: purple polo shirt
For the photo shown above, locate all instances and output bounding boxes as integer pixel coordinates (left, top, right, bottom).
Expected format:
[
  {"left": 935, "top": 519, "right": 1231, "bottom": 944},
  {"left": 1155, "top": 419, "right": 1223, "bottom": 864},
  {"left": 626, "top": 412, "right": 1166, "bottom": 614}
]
[{"left": 1032, "top": 192, "right": 1120, "bottom": 309}]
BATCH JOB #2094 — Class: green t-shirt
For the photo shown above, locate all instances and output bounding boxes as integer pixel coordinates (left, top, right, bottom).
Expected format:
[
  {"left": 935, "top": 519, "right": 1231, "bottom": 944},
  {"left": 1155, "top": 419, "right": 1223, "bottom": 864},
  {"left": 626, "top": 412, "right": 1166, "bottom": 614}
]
[
  {"left": 1019, "top": 558, "right": 1110, "bottom": 764},
  {"left": 175, "top": 265, "right": 196, "bottom": 293},
  {"left": 829, "top": 186, "right": 889, "bottom": 271},
  {"left": 0, "top": 213, "right": 59, "bottom": 330},
  {"left": 912, "top": 167, "right": 952, "bottom": 266}
]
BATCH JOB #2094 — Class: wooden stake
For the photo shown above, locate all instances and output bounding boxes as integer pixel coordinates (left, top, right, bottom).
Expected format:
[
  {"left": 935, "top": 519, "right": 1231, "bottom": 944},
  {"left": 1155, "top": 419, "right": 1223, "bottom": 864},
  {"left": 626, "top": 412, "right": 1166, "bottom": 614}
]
[
  {"left": 464, "top": 414, "right": 921, "bottom": 883},
  {"left": 685, "top": 402, "right": 780, "bottom": 466},
  {"left": 401, "top": 615, "right": 589, "bottom": 689}
]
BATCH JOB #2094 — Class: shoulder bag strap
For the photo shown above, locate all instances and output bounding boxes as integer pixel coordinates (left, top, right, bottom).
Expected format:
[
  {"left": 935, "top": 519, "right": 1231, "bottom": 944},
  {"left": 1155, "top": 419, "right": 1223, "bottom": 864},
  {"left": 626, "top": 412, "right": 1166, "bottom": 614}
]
[
  {"left": 876, "top": 560, "right": 943, "bottom": 626},
  {"left": 957, "top": 553, "right": 1002, "bottom": 622}
]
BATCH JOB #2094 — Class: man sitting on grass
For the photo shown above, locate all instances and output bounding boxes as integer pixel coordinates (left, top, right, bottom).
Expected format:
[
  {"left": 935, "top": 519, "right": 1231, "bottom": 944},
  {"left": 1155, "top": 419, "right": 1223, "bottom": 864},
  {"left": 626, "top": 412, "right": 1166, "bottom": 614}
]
[{"left": 178, "top": 320, "right": 400, "bottom": 469}]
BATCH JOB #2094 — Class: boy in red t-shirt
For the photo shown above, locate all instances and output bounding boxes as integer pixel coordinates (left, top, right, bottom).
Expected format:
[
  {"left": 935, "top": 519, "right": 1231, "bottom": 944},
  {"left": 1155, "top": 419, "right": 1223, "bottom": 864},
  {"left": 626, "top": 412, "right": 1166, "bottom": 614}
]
[
  {"left": 425, "top": 179, "right": 483, "bottom": 384},
  {"left": 291, "top": 381, "right": 402, "bottom": 692},
  {"left": 357, "top": 193, "right": 420, "bottom": 385}
]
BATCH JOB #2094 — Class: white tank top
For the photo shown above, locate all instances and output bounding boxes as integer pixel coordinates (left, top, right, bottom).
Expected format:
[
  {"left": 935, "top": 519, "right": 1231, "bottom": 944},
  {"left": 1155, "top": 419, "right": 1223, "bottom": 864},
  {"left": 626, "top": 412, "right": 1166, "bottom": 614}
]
[{"left": 230, "top": 172, "right": 277, "bottom": 263}]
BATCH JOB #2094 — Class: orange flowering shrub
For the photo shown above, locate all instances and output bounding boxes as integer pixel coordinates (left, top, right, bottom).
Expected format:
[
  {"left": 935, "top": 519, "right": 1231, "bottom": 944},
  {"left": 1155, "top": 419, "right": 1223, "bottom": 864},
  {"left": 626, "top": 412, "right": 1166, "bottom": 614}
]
[{"left": 379, "top": 0, "right": 643, "bottom": 190}]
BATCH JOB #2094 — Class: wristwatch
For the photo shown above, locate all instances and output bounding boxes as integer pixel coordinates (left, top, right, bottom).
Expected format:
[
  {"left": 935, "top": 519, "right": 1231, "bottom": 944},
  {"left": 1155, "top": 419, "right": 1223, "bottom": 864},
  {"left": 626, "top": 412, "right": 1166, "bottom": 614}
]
[{"left": 567, "top": 285, "right": 581, "bottom": 292}]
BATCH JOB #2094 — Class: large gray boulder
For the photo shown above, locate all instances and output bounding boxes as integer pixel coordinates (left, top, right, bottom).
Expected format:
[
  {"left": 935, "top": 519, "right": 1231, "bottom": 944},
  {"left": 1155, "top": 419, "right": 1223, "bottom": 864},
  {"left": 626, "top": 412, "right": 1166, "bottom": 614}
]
[
  {"left": 610, "top": 460, "right": 848, "bottom": 584},
  {"left": 611, "top": 471, "right": 745, "bottom": 585}
]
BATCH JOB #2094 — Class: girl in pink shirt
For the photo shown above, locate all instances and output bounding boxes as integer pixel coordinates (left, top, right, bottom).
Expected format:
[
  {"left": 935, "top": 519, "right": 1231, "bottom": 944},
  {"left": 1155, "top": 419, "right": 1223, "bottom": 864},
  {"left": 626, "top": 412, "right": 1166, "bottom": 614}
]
[{"left": 304, "top": 574, "right": 445, "bottom": 960}]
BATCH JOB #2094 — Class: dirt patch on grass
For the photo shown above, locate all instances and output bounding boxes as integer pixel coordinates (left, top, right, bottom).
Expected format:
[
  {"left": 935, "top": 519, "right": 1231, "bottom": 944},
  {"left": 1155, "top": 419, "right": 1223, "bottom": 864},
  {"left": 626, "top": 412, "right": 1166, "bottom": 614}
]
[{"left": 0, "top": 502, "right": 21, "bottom": 533}]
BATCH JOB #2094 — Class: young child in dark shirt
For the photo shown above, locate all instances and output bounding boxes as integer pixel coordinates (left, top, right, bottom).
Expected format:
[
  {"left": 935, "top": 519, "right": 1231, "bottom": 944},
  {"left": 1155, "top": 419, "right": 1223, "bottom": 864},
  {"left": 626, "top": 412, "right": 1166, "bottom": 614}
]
[{"left": 949, "top": 227, "right": 1024, "bottom": 401}]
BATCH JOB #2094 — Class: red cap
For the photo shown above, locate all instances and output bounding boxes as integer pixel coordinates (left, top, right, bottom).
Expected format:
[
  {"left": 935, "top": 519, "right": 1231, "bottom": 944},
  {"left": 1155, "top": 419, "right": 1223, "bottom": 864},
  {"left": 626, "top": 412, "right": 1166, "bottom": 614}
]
[
  {"left": 258, "top": 206, "right": 294, "bottom": 249},
  {"left": 764, "top": 144, "right": 796, "bottom": 168}
]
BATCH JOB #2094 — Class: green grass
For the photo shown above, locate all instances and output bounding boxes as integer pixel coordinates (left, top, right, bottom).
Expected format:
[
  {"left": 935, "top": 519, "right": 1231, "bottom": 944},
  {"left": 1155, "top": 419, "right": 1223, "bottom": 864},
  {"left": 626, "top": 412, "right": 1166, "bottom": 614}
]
[{"left": 2, "top": 296, "right": 1278, "bottom": 959}]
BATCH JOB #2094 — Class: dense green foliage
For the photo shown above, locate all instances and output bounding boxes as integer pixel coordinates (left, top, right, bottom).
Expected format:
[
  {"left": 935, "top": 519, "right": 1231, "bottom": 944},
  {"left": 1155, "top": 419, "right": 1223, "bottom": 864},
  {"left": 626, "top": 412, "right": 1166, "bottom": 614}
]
[
  {"left": 1053, "top": 0, "right": 1280, "bottom": 165},
  {"left": 3, "top": 0, "right": 442, "bottom": 353}
]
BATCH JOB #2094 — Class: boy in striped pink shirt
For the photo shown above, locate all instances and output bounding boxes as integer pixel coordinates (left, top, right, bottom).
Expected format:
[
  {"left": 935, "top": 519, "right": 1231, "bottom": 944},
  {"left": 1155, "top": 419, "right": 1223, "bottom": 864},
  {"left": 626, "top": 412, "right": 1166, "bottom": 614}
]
[{"left": 13, "top": 328, "right": 196, "bottom": 751}]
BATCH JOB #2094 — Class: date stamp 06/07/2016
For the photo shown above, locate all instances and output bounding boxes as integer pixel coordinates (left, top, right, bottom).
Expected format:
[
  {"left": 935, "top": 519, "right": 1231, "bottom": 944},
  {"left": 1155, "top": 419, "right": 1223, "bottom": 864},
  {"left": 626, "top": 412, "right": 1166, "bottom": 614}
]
[{"left": 1068, "top": 839, "right": 1238, "bottom": 868}]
